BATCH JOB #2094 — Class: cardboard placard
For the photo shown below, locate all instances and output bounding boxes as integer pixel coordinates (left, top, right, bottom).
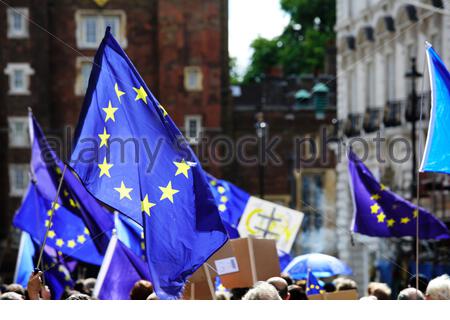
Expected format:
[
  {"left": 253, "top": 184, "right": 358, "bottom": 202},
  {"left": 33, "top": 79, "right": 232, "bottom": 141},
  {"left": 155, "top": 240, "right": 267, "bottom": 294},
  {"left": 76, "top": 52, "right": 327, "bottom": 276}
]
[
  {"left": 220, "top": 237, "right": 280, "bottom": 289},
  {"left": 307, "top": 289, "right": 359, "bottom": 300}
]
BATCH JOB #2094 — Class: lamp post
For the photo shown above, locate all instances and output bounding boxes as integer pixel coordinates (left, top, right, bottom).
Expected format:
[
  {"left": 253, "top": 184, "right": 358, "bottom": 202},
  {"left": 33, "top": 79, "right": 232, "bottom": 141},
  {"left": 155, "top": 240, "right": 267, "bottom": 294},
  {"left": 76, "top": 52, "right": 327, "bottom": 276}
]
[
  {"left": 255, "top": 112, "right": 267, "bottom": 199},
  {"left": 405, "top": 57, "right": 423, "bottom": 198}
]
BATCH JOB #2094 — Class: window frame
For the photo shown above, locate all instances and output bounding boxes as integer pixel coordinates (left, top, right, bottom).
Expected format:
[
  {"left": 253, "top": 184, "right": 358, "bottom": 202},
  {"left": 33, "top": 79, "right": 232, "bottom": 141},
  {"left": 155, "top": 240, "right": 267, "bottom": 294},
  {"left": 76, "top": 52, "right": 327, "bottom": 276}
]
[
  {"left": 7, "top": 7, "right": 29, "bottom": 39},
  {"left": 4, "top": 63, "right": 35, "bottom": 95},
  {"left": 184, "top": 115, "right": 203, "bottom": 145},
  {"left": 75, "top": 10, "right": 127, "bottom": 49},
  {"left": 8, "top": 117, "right": 30, "bottom": 148},
  {"left": 74, "top": 57, "right": 94, "bottom": 96},
  {"left": 9, "top": 164, "right": 30, "bottom": 197},
  {"left": 184, "top": 66, "right": 203, "bottom": 92}
]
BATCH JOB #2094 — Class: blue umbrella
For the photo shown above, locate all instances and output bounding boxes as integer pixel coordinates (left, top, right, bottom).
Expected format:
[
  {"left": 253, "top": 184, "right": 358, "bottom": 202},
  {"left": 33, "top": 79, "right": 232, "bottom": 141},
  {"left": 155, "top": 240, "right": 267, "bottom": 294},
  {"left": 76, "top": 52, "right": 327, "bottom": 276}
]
[{"left": 283, "top": 253, "right": 352, "bottom": 279}]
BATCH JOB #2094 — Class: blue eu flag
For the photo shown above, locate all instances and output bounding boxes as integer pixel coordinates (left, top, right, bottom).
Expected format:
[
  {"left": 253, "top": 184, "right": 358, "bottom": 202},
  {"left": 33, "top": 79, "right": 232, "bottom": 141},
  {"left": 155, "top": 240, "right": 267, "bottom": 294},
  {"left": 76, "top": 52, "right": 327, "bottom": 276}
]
[
  {"left": 14, "top": 183, "right": 105, "bottom": 265},
  {"left": 306, "top": 270, "right": 324, "bottom": 296},
  {"left": 349, "top": 150, "right": 450, "bottom": 239},
  {"left": 207, "top": 175, "right": 250, "bottom": 238},
  {"left": 29, "top": 112, "right": 115, "bottom": 253},
  {"left": 114, "top": 212, "right": 146, "bottom": 260},
  {"left": 420, "top": 43, "right": 450, "bottom": 173},
  {"left": 70, "top": 28, "right": 228, "bottom": 299}
]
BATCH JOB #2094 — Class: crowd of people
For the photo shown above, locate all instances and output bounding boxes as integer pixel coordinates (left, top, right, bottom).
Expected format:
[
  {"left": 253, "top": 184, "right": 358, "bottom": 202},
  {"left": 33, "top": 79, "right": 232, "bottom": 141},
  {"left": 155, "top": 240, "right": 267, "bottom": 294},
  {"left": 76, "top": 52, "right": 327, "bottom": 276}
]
[{"left": 1, "top": 270, "right": 450, "bottom": 300}]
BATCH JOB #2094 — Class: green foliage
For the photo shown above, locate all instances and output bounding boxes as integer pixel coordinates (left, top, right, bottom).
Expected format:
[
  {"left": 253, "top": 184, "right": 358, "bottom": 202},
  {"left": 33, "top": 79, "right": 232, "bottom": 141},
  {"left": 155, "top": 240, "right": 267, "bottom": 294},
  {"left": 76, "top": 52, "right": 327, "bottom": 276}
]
[
  {"left": 229, "top": 57, "right": 241, "bottom": 85},
  {"left": 242, "top": 0, "right": 336, "bottom": 83}
]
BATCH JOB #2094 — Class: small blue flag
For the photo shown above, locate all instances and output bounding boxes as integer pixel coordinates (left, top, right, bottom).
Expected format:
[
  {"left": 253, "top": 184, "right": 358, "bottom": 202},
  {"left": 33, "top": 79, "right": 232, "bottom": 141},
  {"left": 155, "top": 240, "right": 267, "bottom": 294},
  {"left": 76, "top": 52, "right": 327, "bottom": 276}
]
[
  {"left": 94, "top": 234, "right": 151, "bottom": 300},
  {"left": 421, "top": 43, "right": 450, "bottom": 173},
  {"left": 277, "top": 249, "right": 293, "bottom": 271},
  {"left": 29, "top": 113, "right": 115, "bottom": 253},
  {"left": 14, "top": 183, "right": 105, "bottom": 265},
  {"left": 349, "top": 150, "right": 450, "bottom": 239},
  {"left": 207, "top": 175, "right": 250, "bottom": 238},
  {"left": 13, "top": 232, "right": 36, "bottom": 287},
  {"left": 306, "top": 270, "right": 324, "bottom": 296},
  {"left": 114, "top": 212, "right": 146, "bottom": 260},
  {"left": 69, "top": 28, "right": 228, "bottom": 299}
]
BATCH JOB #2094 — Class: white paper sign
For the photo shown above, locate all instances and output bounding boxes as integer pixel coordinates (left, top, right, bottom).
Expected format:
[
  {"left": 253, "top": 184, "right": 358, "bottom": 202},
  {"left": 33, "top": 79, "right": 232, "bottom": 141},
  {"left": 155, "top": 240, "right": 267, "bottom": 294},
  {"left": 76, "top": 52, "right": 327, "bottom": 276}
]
[
  {"left": 237, "top": 196, "right": 304, "bottom": 252},
  {"left": 214, "top": 257, "right": 239, "bottom": 275}
]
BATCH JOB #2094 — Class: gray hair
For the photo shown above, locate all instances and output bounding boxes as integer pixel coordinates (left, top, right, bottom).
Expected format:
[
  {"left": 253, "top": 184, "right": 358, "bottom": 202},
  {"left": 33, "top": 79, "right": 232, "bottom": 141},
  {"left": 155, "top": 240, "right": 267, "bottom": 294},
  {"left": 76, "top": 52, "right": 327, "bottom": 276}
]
[
  {"left": 426, "top": 274, "right": 450, "bottom": 300},
  {"left": 0, "top": 292, "right": 24, "bottom": 300},
  {"left": 242, "top": 282, "right": 282, "bottom": 300},
  {"left": 397, "top": 288, "right": 424, "bottom": 300}
]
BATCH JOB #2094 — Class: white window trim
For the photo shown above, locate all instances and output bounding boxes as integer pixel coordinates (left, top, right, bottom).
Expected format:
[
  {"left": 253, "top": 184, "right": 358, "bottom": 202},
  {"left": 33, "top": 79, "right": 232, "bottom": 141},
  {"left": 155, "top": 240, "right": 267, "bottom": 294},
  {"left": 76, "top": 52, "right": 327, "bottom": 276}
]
[
  {"left": 74, "top": 56, "right": 94, "bottom": 96},
  {"left": 7, "top": 7, "right": 29, "bottom": 39},
  {"left": 4, "top": 63, "right": 35, "bottom": 95},
  {"left": 8, "top": 116, "right": 30, "bottom": 148},
  {"left": 184, "top": 66, "right": 203, "bottom": 91},
  {"left": 184, "top": 115, "right": 202, "bottom": 145},
  {"left": 9, "top": 164, "right": 29, "bottom": 197},
  {"left": 75, "top": 9, "right": 127, "bottom": 49}
]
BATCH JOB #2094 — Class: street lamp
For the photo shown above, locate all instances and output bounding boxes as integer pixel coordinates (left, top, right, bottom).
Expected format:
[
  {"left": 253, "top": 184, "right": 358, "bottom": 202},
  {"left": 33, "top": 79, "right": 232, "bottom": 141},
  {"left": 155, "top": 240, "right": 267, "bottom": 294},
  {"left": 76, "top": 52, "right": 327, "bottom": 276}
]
[{"left": 255, "top": 112, "right": 267, "bottom": 199}]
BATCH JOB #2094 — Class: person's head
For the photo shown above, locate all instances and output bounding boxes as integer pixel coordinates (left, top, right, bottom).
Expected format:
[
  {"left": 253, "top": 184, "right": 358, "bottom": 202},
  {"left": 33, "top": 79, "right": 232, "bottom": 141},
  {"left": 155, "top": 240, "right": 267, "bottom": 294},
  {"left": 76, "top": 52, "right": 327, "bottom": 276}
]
[
  {"left": 130, "top": 280, "right": 154, "bottom": 300},
  {"left": 334, "top": 277, "right": 357, "bottom": 292},
  {"left": 83, "top": 278, "right": 97, "bottom": 296},
  {"left": 0, "top": 292, "right": 24, "bottom": 300},
  {"left": 242, "top": 282, "right": 281, "bottom": 300},
  {"left": 5, "top": 283, "right": 25, "bottom": 297},
  {"left": 397, "top": 288, "right": 425, "bottom": 300},
  {"left": 215, "top": 291, "right": 231, "bottom": 300},
  {"left": 425, "top": 274, "right": 450, "bottom": 300},
  {"left": 66, "top": 293, "right": 91, "bottom": 300},
  {"left": 287, "top": 284, "right": 308, "bottom": 300},
  {"left": 61, "top": 289, "right": 81, "bottom": 300},
  {"left": 323, "top": 282, "right": 336, "bottom": 293},
  {"left": 280, "top": 273, "right": 293, "bottom": 286},
  {"left": 408, "top": 274, "right": 429, "bottom": 295},
  {"left": 230, "top": 287, "right": 250, "bottom": 300},
  {"left": 368, "top": 282, "right": 391, "bottom": 300},
  {"left": 146, "top": 292, "right": 159, "bottom": 300},
  {"left": 267, "top": 277, "right": 290, "bottom": 300}
]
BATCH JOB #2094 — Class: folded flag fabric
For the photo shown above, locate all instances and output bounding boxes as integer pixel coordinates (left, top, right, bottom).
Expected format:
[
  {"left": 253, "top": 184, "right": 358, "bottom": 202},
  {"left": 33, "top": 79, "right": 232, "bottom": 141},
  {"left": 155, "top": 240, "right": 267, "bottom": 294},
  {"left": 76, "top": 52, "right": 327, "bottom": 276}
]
[
  {"left": 306, "top": 270, "right": 324, "bottom": 296},
  {"left": 29, "top": 112, "right": 115, "bottom": 253},
  {"left": 114, "top": 212, "right": 146, "bottom": 260},
  {"left": 13, "top": 232, "right": 36, "bottom": 287},
  {"left": 420, "top": 43, "right": 450, "bottom": 174},
  {"left": 93, "top": 234, "right": 151, "bottom": 300},
  {"left": 69, "top": 28, "right": 227, "bottom": 299},
  {"left": 14, "top": 183, "right": 105, "bottom": 265},
  {"left": 207, "top": 175, "right": 250, "bottom": 238},
  {"left": 348, "top": 150, "right": 450, "bottom": 239}
]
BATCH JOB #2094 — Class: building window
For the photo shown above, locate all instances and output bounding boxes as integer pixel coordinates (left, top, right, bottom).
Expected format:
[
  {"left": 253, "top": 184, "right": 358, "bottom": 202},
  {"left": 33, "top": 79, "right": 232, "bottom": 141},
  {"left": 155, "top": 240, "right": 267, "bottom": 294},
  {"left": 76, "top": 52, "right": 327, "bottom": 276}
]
[
  {"left": 366, "top": 61, "right": 375, "bottom": 106},
  {"left": 184, "top": 66, "right": 203, "bottom": 91},
  {"left": 8, "top": 117, "right": 29, "bottom": 148},
  {"left": 75, "top": 57, "right": 93, "bottom": 95},
  {"left": 9, "top": 164, "right": 29, "bottom": 197},
  {"left": 386, "top": 53, "right": 396, "bottom": 101},
  {"left": 184, "top": 115, "right": 202, "bottom": 144},
  {"left": 300, "top": 173, "right": 324, "bottom": 231},
  {"left": 348, "top": 68, "right": 357, "bottom": 113},
  {"left": 76, "top": 10, "right": 127, "bottom": 49},
  {"left": 4, "top": 63, "right": 34, "bottom": 95},
  {"left": 7, "top": 8, "right": 29, "bottom": 39}
]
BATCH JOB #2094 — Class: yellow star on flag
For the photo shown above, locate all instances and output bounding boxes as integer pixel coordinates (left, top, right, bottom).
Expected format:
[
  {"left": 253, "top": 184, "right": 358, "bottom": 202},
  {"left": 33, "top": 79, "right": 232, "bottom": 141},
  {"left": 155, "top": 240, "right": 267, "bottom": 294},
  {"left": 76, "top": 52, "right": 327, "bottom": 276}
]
[
  {"left": 84, "top": 228, "right": 90, "bottom": 235},
  {"left": 77, "top": 235, "right": 86, "bottom": 244},
  {"left": 140, "top": 242, "right": 145, "bottom": 250},
  {"left": 67, "top": 240, "right": 76, "bottom": 248},
  {"left": 141, "top": 194, "right": 156, "bottom": 216},
  {"left": 401, "top": 217, "right": 410, "bottom": 224},
  {"left": 377, "top": 212, "right": 386, "bottom": 223},
  {"left": 370, "top": 203, "right": 380, "bottom": 214},
  {"left": 102, "top": 100, "right": 118, "bottom": 122},
  {"left": 159, "top": 104, "right": 168, "bottom": 117},
  {"left": 218, "top": 204, "right": 227, "bottom": 212},
  {"left": 217, "top": 186, "right": 225, "bottom": 194},
  {"left": 413, "top": 209, "right": 419, "bottom": 218},
  {"left": 210, "top": 180, "right": 217, "bottom": 186},
  {"left": 115, "top": 83, "right": 125, "bottom": 103},
  {"left": 380, "top": 184, "right": 387, "bottom": 191},
  {"left": 173, "top": 160, "right": 191, "bottom": 178},
  {"left": 56, "top": 239, "right": 64, "bottom": 247},
  {"left": 370, "top": 194, "right": 380, "bottom": 201},
  {"left": 48, "top": 230, "right": 56, "bottom": 239},
  {"left": 220, "top": 195, "right": 228, "bottom": 203},
  {"left": 98, "top": 127, "right": 110, "bottom": 148},
  {"left": 159, "top": 181, "right": 179, "bottom": 203},
  {"left": 133, "top": 86, "right": 148, "bottom": 104},
  {"left": 69, "top": 198, "right": 78, "bottom": 208},
  {"left": 387, "top": 219, "right": 395, "bottom": 228},
  {"left": 114, "top": 181, "right": 133, "bottom": 200},
  {"left": 98, "top": 157, "right": 113, "bottom": 178},
  {"left": 45, "top": 220, "right": 53, "bottom": 228},
  {"left": 47, "top": 202, "right": 60, "bottom": 216}
]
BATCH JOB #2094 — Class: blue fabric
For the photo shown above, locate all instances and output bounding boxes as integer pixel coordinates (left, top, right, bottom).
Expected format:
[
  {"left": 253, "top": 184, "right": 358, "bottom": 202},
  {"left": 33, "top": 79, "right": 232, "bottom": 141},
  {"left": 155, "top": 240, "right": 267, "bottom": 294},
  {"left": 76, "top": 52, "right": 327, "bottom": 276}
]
[
  {"left": 114, "top": 212, "right": 145, "bottom": 260},
  {"left": 207, "top": 175, "right": 250, "bottom": 238},
  {"left": 13, "top": 232, "right": 36, "bottom": 287},
  {"left": 306, "top": 271, "right": 324, "bottom": 296},
  {"left": 283, "top": 253, "right": 352, "bottom": 279},
  {"left": 349, "top": 150, "right": 450, "bottom": 239},
  {"left": 421, "top": 45, "right": 450, "bottom": 173},
  {"left": 14, "top": 184, "right": 105, "bottom": 265},
  {"left": 96, "top": 238, "right": 151, "bottom": 300},
  {"left": 30, "top": 113, "right": 115, "bottom": 253},
  {"left": 278, "top": 249, "right": 293, "bottom": 271},
  {"left": 69, "top": 28, "right": 228, "bottom": 299}
]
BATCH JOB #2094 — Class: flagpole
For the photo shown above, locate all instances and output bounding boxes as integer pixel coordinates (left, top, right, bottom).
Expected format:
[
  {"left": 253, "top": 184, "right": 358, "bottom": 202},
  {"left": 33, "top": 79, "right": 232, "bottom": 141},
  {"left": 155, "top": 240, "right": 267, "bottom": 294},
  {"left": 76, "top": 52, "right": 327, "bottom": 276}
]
[{"left": 35, "top": 164, "right": 67, "bottom": 269}]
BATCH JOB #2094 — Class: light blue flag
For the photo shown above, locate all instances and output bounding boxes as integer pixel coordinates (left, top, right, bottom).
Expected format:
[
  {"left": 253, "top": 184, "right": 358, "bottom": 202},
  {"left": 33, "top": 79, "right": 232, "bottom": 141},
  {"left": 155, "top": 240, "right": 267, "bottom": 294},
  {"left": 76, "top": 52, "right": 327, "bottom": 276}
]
[
  {"left": 420, "top": 43, "right": 450, "bottom": 173},
  {"left": 13, "top": 232, "right": 35, "bottom": 287}
]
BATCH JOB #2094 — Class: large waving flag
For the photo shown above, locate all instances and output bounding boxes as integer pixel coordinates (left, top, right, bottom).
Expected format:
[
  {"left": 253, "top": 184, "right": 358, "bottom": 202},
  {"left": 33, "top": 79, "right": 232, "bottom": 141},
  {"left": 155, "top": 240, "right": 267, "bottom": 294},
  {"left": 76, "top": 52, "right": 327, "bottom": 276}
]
[
  {"left": 14, "top": 184, "right": 104, "bottom": 265},
  {"left": 94, "top": 233, "right": 151, "bottom": 300},
  {"left": 349, "top": 150, "right": 450, "bottom": 239},
  {"left": 29, "top": 113, "right": 115, "bottom": 253},
  {"left": 69, "top": 28, "right": 227, "bottom": 299},
  {"left": 420, "top": 43, "right": 450, "bottom": 173}
]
